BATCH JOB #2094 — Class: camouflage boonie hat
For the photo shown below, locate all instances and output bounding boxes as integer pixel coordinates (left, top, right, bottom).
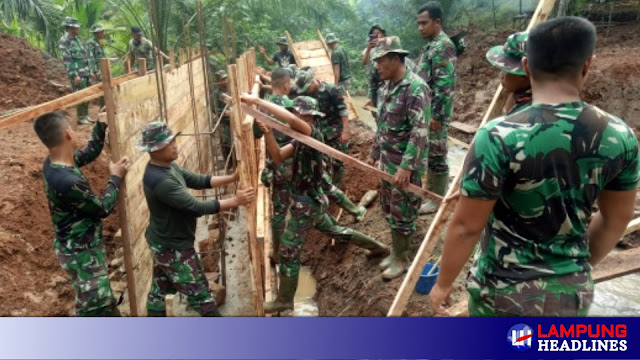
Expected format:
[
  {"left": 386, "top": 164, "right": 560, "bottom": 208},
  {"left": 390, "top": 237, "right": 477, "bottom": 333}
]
[
  {"left": 486, "top": 31, "right": 528, "bottom": 76},
  {"left": 325, "top": 33, "right": 339, "bottom": 44},
  {"left": 215, "top": 70, "right": 228, "bottom": 81},
  {"left": 285, "top": 64, "right": 298, "bottom": 78},
  {"left": 369, "top": 23, "right": 385, "bottom": 35},
  {"left": 371, "top": 36, "right": 409, "bottom": 61},
  {"left": 291, "top": 96, "right": 325, "bottom": 117},
  {"left": 136, "top": 121, "right": 181, "bottom": 152},
  {"left": 63, "top": 17, "right": 81, "bottom": 28},
  {"left": 90, "top": 24, "right": 104, "bottom": 33},
  {"left": 295, "top": 68, "right": 315, "bottom": 94},
  {"left": 276, "top": 37, "right": 288, "bottom": 46}
]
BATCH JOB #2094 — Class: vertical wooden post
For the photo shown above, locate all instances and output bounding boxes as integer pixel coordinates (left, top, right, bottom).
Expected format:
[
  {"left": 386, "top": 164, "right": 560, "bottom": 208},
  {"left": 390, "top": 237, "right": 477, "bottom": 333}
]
[
  {"left": 227, "top": 63, "right": 265, "bottom": 316},
  {"left": 100, "top": 58, "right": 139, "bottom": 316},
  {"left": 124, "top": 59, "right": 132, "bottom": 74},
  {"left": 169, "top": 49, "right": 176, "bottom": 70},
  {"left": 138, "top": 59, "right": 147, "bottom": 76},
  {"left": 606, "top": 0, "right": 614, "bottom": 37},
  {"left": 178, "top": 48, "right": 184, "bottom": 68}
]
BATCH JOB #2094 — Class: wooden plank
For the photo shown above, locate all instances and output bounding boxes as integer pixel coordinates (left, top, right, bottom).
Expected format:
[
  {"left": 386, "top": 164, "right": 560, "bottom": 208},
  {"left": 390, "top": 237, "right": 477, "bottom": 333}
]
[
  {"left": 298, "top": 48, "right": 328, "bottom": 60},
  {"left": 448, "top": 136, "right": 470, "bottom": 149},
  {"left": 623, "top": 217, "right": 640, "bottom": 236},
  {"left": 303, "top": 57, "right": 332, "bottom": 68},
  {"left": 293, "top": 40, "right": 324, "bottom": 51},
  {"left": 100, "top": 58, "right": 139, "bottom": 317},
  {"left": 228, "top": 63, "right": 265, "bottom": 316},
  {"left": 316, "top": 28, "right": 332, "bottom": 60},
  {"left": 284, "top": 31, "right": 303, "bottom": 67},
  {"left": 450, "top": 121, "right": 477, "bottom": 134},
  {"left": 242, "top": 104, "right": 442, "bottom": 202},
  {"left": 169, "top": 49, "right": 176, "bottom": 70},
  {"left": 387, "top": 0, "right": 557, "bottom": 317},
  {"left": 0, "top": 72, "right": 139, "bottom": 130}
]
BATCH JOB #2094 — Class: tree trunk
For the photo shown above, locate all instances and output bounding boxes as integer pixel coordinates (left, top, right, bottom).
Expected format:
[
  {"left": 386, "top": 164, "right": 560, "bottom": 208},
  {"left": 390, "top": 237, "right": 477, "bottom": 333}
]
[{"left": 557, "top": 0, "right": 571, "bottom": 16}]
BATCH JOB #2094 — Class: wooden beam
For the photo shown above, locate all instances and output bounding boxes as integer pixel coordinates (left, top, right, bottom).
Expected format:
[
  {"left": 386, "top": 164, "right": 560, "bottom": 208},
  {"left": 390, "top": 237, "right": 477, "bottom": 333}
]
[
  {"left": 448, "top": 136, "right": 470, "bottom": 149},
  {"left": 138, "top": 59, "right": 147, "bottom": 76},
  {"left": 316, "top": 28, "right": 331, "bottom": 61},
  {"left": 451, "top": 247, "right": 640, "bottom": 316},
  {"left": 100, "top": 58, "right": 139, "bottom": 316},
  {"left": 450, "top": 121, "right": 476, "bottom": 134},
  {"left": 169, "top": 49, "right": 176, "bottom": 70},
  {"left": 386, "top": 0, "right": 557, "bottom": 317},
  {"left": 284, "top": 31, "right": 303, "bottom": 67},
  {"left": 241, "top": 104, "right": 442, "bottom": 202},
  {"left": 0, "top": 73, "right": 139, "bottom": 131}
]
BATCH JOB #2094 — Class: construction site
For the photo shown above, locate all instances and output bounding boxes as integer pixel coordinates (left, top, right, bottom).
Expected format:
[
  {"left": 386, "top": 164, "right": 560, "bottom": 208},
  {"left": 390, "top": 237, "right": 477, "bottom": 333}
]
[{"left": 1, "top": 0, "right": 640, "bottom": 317}]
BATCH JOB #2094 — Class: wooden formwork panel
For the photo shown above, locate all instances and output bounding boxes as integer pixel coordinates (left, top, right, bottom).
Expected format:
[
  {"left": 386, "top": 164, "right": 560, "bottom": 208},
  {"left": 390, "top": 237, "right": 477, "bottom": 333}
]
[{"left": 112, "top": 57, "right": 212, "bottom": 315}]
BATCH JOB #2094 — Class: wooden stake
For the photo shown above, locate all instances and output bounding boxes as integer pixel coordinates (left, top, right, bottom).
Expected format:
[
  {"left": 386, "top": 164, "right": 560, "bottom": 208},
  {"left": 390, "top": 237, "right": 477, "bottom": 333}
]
[
  {"left": 386, "top": 0, "right": 557, "bottom": 317},
  {"left": 169, "top": 49, "right": 176, "bottom": 70},
  {"left": 138, "top": 59, "right": 147, "bottom": 76},
  {"left": 178, "top": 48, "right": 184, "bottom": 67},
  {"left": 100, "top": 58, "right": 139, "bottom": 316},
  {"left": 284, "top": 31, "right": 303, "bottom": 66},
  {"left": 124, "top": 60, "right": 132, "bottom": 74},
  {"left": 241, "top": 104, "right": 442, "bottom": 202}
]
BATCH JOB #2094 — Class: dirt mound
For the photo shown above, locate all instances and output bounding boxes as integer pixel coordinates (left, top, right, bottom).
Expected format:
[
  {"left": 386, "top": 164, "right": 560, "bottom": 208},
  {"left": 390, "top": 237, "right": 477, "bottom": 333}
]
[
  {"left": 0, "top": 32, "right": 70, "bottom": 112},
  {"left": 0, "top": 33, "right": 118, "bottom": 316}
]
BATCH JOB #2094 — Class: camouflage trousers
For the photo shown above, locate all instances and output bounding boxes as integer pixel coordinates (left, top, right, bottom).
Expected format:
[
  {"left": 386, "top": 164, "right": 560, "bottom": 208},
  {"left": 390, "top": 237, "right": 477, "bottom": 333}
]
[
  {"left": 220, "top": 117, "right": 232, "bottom": 162},
  {"left": 271, "top": 180, "right": 291, "bottom": 234},
  {"left": 279, "top": 195, "right": 357, "bottom": 278},
  {"left": 147, "top": 242, "right": 218, "bottom": 315},
  {"left": 379, "top": 156, "right": 423, "bottom": 236},
  {"left": 338, "top": 79, "right": 351, "bottom": 95},
  {"left": 467, "top": 272, "right": 595, "bottom": 317},
  {"left": 55, "top": 243, "right": 117, "bottom": 316},
  {"left": 428, "top": 124, "right": 449, "bottom": 175},
  {"left": 324, "top": 137, "right": 348, "bottom": 186},
  {"left": 323, "top": 174, "right": 349, "bottom": 204},
  {"left": 70, "top": 77, "right": 90, "bottom": 118}
]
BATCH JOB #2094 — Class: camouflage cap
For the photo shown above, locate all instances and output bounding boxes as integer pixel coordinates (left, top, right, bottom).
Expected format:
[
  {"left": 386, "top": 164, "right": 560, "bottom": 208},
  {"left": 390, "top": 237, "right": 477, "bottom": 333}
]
[
  {"left": 215, "top": 70, "right": 228, "bottom": 81},
  {"left": 285, "top": 64, "right": 298, "bottom": 78},
  {"left": 325, "top": 33, "right": 339, "bottom": 44},
  {"left": 63, "top": 17, "right": 81, "bottom": 28},
  {"left": 136, "top": 121, "right": 181, "bottom": 152},
  {"left": 486, "top": 31, "right": 528, "bottom": 76},
  {"left": 291, "top": 96, "right": 325, "bottom": 117},
  {"left": 371, "top": 36, "right": 409, "bottom": 61},
  {"left": 369, "top": 23, "right": 386, "bottom": 35},
  {"left": 131, "top": 26, "right": 143, "bottom": 35},
  {"left": 90, "top": 24, "right": 104, "bottom": 33},
  {"left": 276, "top": 37, "right": 288, "bottom": 46},
  {"left": 295, "top": 68, "right": 315, "bottom": 94}
]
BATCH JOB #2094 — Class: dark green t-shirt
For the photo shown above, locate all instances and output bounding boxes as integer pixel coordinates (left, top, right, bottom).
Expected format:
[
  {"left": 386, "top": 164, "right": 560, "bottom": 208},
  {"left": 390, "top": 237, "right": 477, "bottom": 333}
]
[{"left": 143, "top": 162, "right": 219, "bottom": 249}]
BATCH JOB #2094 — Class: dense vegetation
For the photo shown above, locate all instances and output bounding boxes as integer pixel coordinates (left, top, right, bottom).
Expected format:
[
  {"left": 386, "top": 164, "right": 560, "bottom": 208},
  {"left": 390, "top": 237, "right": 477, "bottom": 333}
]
[{"left": 0, "top": 0, "right": 627, "bottom": 93}]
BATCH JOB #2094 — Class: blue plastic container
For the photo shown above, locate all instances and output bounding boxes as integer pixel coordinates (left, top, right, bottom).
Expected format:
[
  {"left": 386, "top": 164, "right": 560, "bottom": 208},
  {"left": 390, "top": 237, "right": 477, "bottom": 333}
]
[{"left": 415, "top": 262, "right": 439, "bottom": 294}]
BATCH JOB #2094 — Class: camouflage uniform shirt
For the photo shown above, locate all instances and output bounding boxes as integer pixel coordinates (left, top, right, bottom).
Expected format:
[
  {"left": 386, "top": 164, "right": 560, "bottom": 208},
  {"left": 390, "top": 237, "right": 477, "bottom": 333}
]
[
  {"left": 43, "top": 122, "right": 120, "bottom": 254},
  {"left": 290, "top": 125, "right": 326, "bottom": 205},
  {"left": 129, "top": 38, "right": 154, "bottom": 70},
  {"left": 370, "top": 69, "right": 430, "bottom": 171},
  {"left": 417, "top": 30, "right": 456, "bottom": 123},
  {"left": 462, "top": 102, "right": 640, "bottom": 290},
  {"left": 59, "top": 33, "right": 90, "bottom": 79},
  {"left": 331, "top": 45, "right": 351, "bottom": 82},
  {"left": 309, "top": 81, "right": 349, "bottom": 141},
  {"left": 86, "top": 38, "right": 106, "bottom": 79}
]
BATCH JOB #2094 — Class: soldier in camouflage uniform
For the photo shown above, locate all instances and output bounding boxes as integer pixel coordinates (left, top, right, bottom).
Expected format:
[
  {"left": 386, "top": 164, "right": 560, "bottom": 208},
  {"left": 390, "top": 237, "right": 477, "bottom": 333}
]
[
  {"left": 325, "top": 33, "right": 352, "bottom": 94},
  {"left": 128, "top": 26, "right": 155, "bottom": 71},
  {"left": 34, "top": 112, "right": 130, "bottom": 316},
  {"left": 242, "top": 95, "right": 389, "bottom": 313},
  {"left": 59, "top": 17, "right": 92, "bottom": 125},
  {"left": 213, "top": 70, "right": 233, "bottom": 163},
  {"left": 138, "top": 122, "right": 254, "bottom": 316},
  {"left": 294, "top": 68, "right": 350, "bottom": 186},
  {"left": 486, "top": 31, "right": 532, "bottom": 115},
  {"left": 362, "top": 24, "right": 386, "bottom": 108},
  {"left": 416, "top": 2, "right": 457, "bottom": 214},
  {"left": 86, "top": 24, "right": 106, "bottom": 108},
  {"left": 367, "top": 36, "right": 431, "bottom": 280},
  {"left": 430, "top": 17, "right": 640, "bottom": 317}
]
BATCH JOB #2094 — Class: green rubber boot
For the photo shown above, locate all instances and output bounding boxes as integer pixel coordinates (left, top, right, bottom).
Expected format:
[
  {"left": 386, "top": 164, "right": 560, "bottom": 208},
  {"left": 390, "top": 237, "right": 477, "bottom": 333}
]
[
  {"left": 269, "top": 229, "right": 283, "bottom": 266},
  {"left": 338, "top": 197, "right": 367, "bottom": 223},
  {"left": 382, "top": 231, "right": 411, "bottom": 280},
  {"left": 264, "top": 273, "right": 298, "bottom": 314},
  {"left": 419, "top": 172, "right": 449, "bottom": 214},
  {"left": 350, "top": 231, "right": 390, "bottom": 258},
  {"left": 147, "top": 309, "right": 167, "bottom": 317}
]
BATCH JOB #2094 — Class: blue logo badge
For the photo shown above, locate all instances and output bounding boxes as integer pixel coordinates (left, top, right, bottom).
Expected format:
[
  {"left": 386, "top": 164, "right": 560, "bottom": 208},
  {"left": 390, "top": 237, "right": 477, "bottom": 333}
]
[{"left": 508, "top": 323, "right": 534, "bottom": 352}]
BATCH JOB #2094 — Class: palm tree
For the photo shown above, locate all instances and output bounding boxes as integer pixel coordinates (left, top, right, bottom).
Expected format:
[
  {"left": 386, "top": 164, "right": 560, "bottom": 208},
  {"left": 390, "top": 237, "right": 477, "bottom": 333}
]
[{"left": 0, "top": 0, "right": 65, "bottom": 54}]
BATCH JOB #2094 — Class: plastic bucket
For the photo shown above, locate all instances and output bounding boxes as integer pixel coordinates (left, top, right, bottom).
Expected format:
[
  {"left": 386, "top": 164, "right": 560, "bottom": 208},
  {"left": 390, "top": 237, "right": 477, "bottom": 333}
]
[{"left": 415, "top": 262, "right": 439, "bottom": 294}]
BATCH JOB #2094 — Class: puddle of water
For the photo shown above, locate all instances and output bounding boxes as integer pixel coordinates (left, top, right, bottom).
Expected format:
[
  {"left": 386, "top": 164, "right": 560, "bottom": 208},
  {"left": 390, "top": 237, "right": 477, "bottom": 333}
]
[
  {"left": 590, "top": 272, "right": 640, "bottom": 316},
  {"left": 293, "top": 266, "right": 319, "bottom": 317},
  {"left": 447, "top": 144, "right": 468, "bottom": 176}
]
